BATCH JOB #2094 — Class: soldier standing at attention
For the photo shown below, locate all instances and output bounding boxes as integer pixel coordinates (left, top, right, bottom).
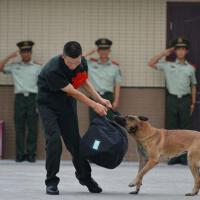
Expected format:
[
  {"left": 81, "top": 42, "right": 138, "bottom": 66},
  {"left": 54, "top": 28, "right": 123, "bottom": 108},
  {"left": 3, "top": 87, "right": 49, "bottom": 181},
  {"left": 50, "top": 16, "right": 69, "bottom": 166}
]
[
  {"left": 0, "top": 41, "right": 41, "bottom": 162},
  {"left": 84, "top": 38, "right": 122, "bottom": 122},
  {"left": 148, "top": 37, "right": 197, "bottom": 165}
]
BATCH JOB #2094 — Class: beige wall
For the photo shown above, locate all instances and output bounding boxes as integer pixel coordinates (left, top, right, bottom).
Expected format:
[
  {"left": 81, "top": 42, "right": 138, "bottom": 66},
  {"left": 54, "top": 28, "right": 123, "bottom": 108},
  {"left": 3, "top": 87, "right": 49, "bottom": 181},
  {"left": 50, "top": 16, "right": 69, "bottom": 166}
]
[
  {"left": 1, "top": 0, "right": 199, "bottom": 86},
  {"left": 0, "top": 0, "right": 167, "bottom": 86},
  {"left": 0, "top": 86, "right": 165, "bottom": 160}
]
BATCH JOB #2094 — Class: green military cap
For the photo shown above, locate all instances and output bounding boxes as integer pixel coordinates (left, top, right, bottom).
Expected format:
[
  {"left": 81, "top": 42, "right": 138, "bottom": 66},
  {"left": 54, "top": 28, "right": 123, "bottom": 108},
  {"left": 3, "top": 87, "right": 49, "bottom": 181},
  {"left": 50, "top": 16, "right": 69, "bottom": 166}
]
[
  {"left": 171, "top": 37, "right": 190, "bottom": 49},
  {"left": 16, "top": 40, "right": 34, "bottom": 51},
  {"left": 95, "top": 38, "right": 112, "bottom": 49}
]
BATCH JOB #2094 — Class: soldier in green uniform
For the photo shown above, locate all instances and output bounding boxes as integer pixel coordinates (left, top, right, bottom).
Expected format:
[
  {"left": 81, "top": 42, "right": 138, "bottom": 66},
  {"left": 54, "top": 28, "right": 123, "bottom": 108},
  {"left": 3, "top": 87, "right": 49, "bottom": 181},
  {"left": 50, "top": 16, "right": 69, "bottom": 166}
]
[
  {"left": 148, "top": 37, "right": 197, "bottom": 165},
  {"left": 0, "top": 41, "right": 42, "bottom": 162},
  {"left": 84, "top": 38, "right": 122, "bottom": 122}
]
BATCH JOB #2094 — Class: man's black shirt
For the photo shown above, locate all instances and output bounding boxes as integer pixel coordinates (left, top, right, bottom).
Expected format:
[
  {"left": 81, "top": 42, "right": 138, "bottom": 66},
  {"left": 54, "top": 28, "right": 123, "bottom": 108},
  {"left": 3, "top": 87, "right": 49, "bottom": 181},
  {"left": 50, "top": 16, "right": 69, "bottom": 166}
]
[{"left": 37, "top": 55, "right": 88, "bottom": 106}]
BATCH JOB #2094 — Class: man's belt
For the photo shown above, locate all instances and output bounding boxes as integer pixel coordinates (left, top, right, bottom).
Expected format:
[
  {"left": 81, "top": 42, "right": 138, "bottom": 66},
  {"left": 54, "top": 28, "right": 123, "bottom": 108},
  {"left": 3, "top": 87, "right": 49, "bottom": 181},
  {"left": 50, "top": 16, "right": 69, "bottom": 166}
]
[
  {"left": 168, "top": 93, "right": 191, "bottom": 99},
  {"left": 16, "top": 92, "right": 36, "bottom": 97}
]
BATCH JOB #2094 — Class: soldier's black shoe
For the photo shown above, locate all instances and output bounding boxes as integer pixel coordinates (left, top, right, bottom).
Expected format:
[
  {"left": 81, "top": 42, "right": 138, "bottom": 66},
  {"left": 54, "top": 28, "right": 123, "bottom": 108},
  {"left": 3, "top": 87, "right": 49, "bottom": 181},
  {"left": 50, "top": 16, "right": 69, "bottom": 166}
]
[
  {"left": 46, "top": 185, "right": 59, "bottom": 195},
  {"left": 180, "top": 157, "right": 188, "bottom": 165},
  {"left": 168, "top": 157, "right": 181, "bottom": 165},
  {"left": 16, "top": 155, "right": 26, "bottom": 162},
  {"left": 80, "top": 178, "right": 102, "bottom": 193},
  {"left": 27, "top": 155, "right": 36, "bottom": 163}
]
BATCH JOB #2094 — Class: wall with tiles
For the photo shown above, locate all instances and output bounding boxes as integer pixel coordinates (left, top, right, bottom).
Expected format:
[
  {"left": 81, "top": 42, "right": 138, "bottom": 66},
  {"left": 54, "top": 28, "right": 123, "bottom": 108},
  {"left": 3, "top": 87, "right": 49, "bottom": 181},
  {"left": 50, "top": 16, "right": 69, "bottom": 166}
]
[
  {"left": 1, "top": 0, "right": 199, "bottom": 86},
  {"left": 0, "top": 0, "right": 167, "bottom": 86}
]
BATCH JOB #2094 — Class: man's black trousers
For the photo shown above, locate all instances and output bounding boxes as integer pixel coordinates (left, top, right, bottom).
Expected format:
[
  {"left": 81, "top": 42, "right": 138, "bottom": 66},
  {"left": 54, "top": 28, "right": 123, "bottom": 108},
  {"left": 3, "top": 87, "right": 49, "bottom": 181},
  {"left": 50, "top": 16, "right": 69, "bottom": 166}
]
[{"left": 38, "top": 96, "right": 91, "bottom": 186}]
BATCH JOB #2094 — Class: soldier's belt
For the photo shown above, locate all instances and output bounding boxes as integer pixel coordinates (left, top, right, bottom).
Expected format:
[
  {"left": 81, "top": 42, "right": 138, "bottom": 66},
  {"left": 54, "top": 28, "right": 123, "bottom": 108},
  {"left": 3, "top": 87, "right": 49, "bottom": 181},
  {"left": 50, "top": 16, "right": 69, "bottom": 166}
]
[
  {"left": 16, "top": 92, "right": 36, "bottom": 97},
  {"left": 98, "top": 91, "right": 113, "bottom": 96},
  {"left": 168, "top": 93, "right": 191, "bottom": 99}
]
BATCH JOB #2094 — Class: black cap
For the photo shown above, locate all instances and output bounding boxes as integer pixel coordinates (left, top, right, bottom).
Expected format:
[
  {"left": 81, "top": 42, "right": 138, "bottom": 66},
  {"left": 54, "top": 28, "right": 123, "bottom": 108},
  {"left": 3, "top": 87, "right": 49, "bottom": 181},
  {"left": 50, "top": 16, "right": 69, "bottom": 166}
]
[
  {"left": 95, "top": 38, "right": 112, "bottom": 49},
  {"left": 16, "top": 41, "right": 34, "bottom": 51},
  {"left": 171, "top": 37, "right": 190, "bottom": 49}
]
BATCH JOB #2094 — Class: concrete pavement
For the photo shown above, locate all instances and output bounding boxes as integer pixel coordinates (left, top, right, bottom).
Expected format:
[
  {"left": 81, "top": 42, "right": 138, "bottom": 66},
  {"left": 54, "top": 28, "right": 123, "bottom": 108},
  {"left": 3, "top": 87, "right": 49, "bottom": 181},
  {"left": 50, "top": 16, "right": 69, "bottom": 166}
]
[{"left": 0, "top": 160, "right": 199, "bottom": 200}]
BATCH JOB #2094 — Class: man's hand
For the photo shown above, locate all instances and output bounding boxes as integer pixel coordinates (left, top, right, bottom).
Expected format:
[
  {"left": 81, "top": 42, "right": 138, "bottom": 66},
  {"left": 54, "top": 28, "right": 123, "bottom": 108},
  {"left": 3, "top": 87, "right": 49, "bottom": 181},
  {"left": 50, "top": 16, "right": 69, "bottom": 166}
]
[
  {"left": 190, "top": 104, "right": 195, "bottom": 115},
  {"left": 8, "top": 50, "right": 19, "bottom": 59},
  {"left": 148, "top": 48, "right": 174, "bottom": 69},
  {"left": 162, "top": 48, "right": 174, "bottom": 57},
  {"left": 112, "top": 100, "right": 119, "bottom": 111},
  {"left": 0, "top": 50, "right": 19, "bottom": 71},
  {"left": 93, "top": 102, "right": 108, "bottom": 116},
  {"left": 99, "top": 98, "right": 112, "bottom": 109},
  {"left": 83, "top": 48, "right": 97, "bottom": 57}
]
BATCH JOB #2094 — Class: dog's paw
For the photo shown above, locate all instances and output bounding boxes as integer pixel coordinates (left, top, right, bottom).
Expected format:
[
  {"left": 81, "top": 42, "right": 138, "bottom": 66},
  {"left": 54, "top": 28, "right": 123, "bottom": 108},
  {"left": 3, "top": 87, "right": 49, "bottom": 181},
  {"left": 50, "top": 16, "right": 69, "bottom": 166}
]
[
  {"left": 128, "top": 181, "right": 135, "bottom": 187},
  {"left": 185, "top": 193, "right": 193, "bottom": 196},
  {"left": 130, "top": 190, "right": 139, "bottom": 195},
  {"left": 185, "top": 192, "right": 198, "bottom": 196},
  {"left": 128, "top": 179, "right": 142, "bottom": 187}
]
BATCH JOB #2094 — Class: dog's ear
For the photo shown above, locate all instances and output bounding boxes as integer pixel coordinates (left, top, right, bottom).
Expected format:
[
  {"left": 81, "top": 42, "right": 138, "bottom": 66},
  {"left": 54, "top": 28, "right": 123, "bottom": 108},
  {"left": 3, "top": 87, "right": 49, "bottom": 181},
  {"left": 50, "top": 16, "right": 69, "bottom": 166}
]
[{"left": 138, "top": 116, "right": 149, "bottom": 121}]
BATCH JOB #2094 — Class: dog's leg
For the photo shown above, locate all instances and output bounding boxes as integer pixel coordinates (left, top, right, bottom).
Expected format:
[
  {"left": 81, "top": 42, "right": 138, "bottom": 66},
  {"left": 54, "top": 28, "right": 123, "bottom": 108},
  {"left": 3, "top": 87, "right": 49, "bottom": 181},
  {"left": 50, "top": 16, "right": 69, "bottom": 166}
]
[
  {"left": 185, "top": 164, "right": 200, "bottom": 196},
  {"left": 129, "top": 146, "right": 148, "bottom": 194},
  {"left": 129, "top": 157, "right": 147, "bottom": 194},
  {"left": 185, "top": 152, "right": 200, "bottom": 196},
  {"left": 129, "top": 154, "right": 159, "bottom": 190},
  {"left": 137, "top": 148, "right": 148, "bottom": 173}
]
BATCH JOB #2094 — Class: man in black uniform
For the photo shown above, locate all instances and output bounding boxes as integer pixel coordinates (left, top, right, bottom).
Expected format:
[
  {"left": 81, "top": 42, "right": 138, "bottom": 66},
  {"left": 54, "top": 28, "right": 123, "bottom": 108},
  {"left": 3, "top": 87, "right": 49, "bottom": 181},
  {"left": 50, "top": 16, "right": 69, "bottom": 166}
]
[{"left": 37, "top": 41, "right": 111, "bottom": 195}]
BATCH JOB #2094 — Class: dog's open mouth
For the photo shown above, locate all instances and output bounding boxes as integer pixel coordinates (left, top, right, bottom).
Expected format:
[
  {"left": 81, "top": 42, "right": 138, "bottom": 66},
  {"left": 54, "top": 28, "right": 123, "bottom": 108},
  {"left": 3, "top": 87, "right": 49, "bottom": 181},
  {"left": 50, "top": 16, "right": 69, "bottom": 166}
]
[{"left": 113, "top": 115, "right": 127, "bottom": 127}]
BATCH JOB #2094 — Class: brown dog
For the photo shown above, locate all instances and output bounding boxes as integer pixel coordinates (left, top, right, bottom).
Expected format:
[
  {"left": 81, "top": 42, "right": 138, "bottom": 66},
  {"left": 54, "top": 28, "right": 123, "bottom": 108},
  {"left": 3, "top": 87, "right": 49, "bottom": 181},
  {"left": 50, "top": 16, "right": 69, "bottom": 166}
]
[{"left": 114, "top": 115, "right": 200, "bottom": 196}]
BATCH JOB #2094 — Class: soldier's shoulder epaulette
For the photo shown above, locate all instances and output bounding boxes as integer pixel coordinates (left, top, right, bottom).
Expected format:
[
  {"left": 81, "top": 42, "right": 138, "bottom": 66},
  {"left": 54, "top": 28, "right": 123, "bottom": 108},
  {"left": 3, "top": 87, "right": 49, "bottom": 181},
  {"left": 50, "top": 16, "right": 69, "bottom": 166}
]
[
  {"left": 111, "top": 59, "right": 120, "bottom": 66},
  {"left": 89, "top": 58, "right": 98, "bottom": 62}
]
